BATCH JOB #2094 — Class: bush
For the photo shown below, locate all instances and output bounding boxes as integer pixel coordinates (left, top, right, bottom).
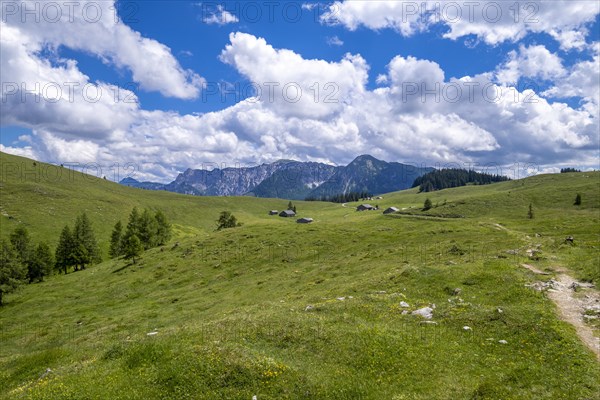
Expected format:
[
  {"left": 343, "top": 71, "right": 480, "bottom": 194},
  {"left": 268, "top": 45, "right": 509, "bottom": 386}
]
[{"left": 217, "top": 211, "right": 242, "bottom": 230}]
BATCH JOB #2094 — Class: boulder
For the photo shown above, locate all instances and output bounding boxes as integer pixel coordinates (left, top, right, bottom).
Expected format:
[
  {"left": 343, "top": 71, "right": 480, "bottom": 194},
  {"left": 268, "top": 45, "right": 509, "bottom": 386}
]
[{"left": 412, "top": 307, "right": 433, "bottom": 319}]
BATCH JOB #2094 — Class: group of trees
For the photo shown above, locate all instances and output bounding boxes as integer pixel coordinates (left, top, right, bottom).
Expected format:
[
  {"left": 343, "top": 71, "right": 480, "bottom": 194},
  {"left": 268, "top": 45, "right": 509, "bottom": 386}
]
[
  {"left": 109, "top": 208, "right": 172, "bottom": 263},
  {"left": 8, "top": 227, "right": 54, "bottom": 283},
  {"left": 0, "top": 227, "right": 55, "bottom": 305},
  {"left": 1, "top": 213, "right": 99, "bottom": 305},
  {"left": 216, "top": 211, "right": 241, "bottom": 231},
  {"left": 55, "top": 213, "right": 101, "bottom": 274},
  {"left": 1, "top": 208, "right": 172, "bottom": 305},
  {"left": 413, "top": 169, "right": 510, "bottom": 193},
  {"left": 561, "top": 168, "right": 581, "bottom": 173},
  {"left": 286, "top": 201, "right": 297, "bottom": 212},
  {"left": 305, "top": 191, "right": 373, "bottom": 203}
]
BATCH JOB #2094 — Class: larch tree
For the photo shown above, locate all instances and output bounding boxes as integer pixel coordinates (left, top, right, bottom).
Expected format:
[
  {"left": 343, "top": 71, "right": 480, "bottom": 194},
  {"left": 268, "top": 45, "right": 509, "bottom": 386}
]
[
  {"left": 73, "top": 213, "right": 101, "bottom": 270},
  {"left": 0, "top": 238, "right": 26, "bottom": 306},
  {"left": 30, "top": 242, "right": 54, "bottom": 282},
  {"left": 55, "top": 225, "right": 75, "bottom": 274},
  {"left": 123, "top": 235, "right": 143, "bottom": 264},
  {"left": 154, "top": 210, "right": 172, "bottom": 245},
  {"left": 138, "top": 209, "right": 159, "bottom": 249},
  {"left": 10, "top": 226, "right": 36, "bottom": 282},
  {"left": 109, "top": 221, "right": 124, "bottom": 258}
]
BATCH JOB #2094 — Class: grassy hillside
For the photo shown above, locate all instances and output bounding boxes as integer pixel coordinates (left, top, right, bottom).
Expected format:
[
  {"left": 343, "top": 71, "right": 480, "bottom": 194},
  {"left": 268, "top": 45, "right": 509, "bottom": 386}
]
[
  {"left": 0, "top": 151, "right": 599, "bottom": 399},
  {"left": 0, "top": 152, "right": 339, "bottom": 255}
]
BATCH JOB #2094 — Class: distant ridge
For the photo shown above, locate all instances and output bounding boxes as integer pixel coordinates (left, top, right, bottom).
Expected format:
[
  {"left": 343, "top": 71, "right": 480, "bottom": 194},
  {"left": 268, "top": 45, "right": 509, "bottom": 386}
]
[{"left": 119, "top": 155, "right": 433, "bottom": 199}]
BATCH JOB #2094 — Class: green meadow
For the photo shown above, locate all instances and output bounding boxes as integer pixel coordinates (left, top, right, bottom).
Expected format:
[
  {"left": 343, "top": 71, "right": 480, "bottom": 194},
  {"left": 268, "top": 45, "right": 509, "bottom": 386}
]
[{"left": 0, "top": 152, "right": 599, "bottom": 399}]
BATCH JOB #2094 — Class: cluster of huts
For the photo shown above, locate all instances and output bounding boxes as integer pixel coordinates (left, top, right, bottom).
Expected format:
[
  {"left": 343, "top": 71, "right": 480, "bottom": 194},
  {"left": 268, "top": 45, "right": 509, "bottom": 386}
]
[
  {"left": 268, "top": 202, "right": 400, "bottom": 223},
  {"left": 269, "top": 209, "right": 313, "bottom": 224},
  {"left": 356, "top": 204, "right": 399, "bottom": 214}
]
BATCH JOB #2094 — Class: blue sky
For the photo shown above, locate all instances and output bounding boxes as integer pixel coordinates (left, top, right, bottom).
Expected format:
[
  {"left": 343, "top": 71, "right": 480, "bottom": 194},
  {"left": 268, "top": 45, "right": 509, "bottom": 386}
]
[{"left": 1, "top": 1, "right": 599, "bottom": 181}]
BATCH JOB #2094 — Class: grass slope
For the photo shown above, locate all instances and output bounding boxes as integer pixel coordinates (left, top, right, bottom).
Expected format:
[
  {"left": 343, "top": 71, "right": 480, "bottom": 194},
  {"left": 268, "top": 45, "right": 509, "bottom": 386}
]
[{"left": 0, "top": 152, "right": 599, "bottom": 399}]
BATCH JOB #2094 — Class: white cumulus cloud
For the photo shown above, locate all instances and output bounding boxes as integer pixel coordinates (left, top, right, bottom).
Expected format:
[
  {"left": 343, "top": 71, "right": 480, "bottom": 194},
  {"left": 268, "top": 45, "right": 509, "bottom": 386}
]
[{"left": 322, "top": 1, "right": 599, "bottom": 48}]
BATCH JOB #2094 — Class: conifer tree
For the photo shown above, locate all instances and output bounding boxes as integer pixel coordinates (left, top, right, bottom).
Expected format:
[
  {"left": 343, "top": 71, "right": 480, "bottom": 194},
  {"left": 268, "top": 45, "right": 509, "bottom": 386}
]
[
  {"left": 528, "top": 203, "right": 534, "bottom": 219},
  {"left": 154, "top": 210, "right": 172, "bottom": 245},
  {"left": 123, "top": 235, "right": 143, "bottom": 264},
  {"left": 109, "top": 221, "right": 124, "bottom": 258},
  {"left": 30, "top": 242, "right": 54, "bottom": 282},
  {"left": 0, "top": 238, "right": 26, "bottom": 305},
  {"left": 124, "top": 207, "right": 141, "bottom": 241},
  {"left": 73, "top": 213, "right": 101, "bottom": 269},
  {"left": 138, "top": 209, "right": 159, "bottom": 249},
  {"left": 423, "top": 198, "right": 433, "bottom": 211},
  {"left": 9, "top": 226, "right": 32, "bottom": 267},
  {"left": 55, "top": 225, "right": 75, "bottom": 274}
]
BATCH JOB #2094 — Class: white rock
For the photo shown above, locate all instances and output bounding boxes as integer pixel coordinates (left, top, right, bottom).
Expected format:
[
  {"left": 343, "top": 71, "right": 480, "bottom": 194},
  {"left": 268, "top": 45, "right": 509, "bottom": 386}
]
[
  {"left": 401, "top": 310, "right": 409, "bottom": 315},
  {"left": 463, "top": 326, "right": 471, "bottom": 331},
  {"left": 497, "top": 308, "right": 503, "bottom": 313},
  {"left": 147, "top": 331, "right": 158, "bottom": 336},
  {"left": 498, "top": 340, "right": 508, "bottom": 344},
  {"left": 336, "top": 297, "right": 345, "bottom": 301},
  {"left": 412, "top": 307, "right": 433, "bottom": 319},
  {"left": 400, "top": 301, "right": 410, "bottom": 308},
  {"left": 305, "top": 305, "right": 314, "bottom": 312}
]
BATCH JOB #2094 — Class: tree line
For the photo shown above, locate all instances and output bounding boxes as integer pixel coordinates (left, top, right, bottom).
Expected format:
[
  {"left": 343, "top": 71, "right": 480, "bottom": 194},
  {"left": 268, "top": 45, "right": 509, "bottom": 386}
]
[
  {"left": 560, "top": 168, "right": 581, "bottom": 173},
  {"left": 412, "top": 169, "right": 510, "bottom": 192},
  {"left": 0, "top": 208, "right": 171, "bottom": 305},
  {"left": 109, "top": 207, "right": 172, "bottom": 263},
  {"left": 305, "top": 191, "right": 373, "bottom": 203}
]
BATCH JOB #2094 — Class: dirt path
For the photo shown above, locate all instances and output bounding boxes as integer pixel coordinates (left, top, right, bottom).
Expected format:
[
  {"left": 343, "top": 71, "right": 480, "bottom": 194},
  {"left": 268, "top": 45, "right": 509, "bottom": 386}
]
[{"left": 522, "top": 264, "right": 600, "bottom": 360}]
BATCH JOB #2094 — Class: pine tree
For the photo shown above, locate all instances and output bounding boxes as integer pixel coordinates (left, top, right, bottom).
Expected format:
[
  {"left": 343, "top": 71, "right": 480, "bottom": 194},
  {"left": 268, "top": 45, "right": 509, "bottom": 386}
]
[
  {"left": 73, "top": 213, "right": 101, "bottom": 269},
  {"left": 72, "top": 243, "right": 90, "bottom": 271},
  {"left": 10, "top": 226, "right": 34, "bottom": 281},
  {"left": 109, "top": 221, "right": 123, "bottom": 258},
  {"left": 9, "top": 226, "right": 32, "bottom": 266},
  {"left": 55, "top": 225, "right": 75, "bottom": 274},
  {"left": 287, "top": 201, "right": 294, "bottom": 211},
  {"left": 528, "top": 203, "right": 534, "bottom": 219},
  {"left": 154, "top": 210, "right": 172, "bottom": 245},
  {"left": 0, "top": 238, "right": 26, "bottom": 306},
  {"left": 574, "top": 193, "right": 582, "bottom": 206},
  {"left": 125, "top": 207, "right": 140, "bottom": 239},
  {"left": 30, "top": 242, "right": 54, "bottom": 282},
  {"left": 423, "top": 198, "right": 433, "bottom": 211},
  {"left": 123, "top": 235, "right": 143, "bottom": 264},
  {"left": 124, "top": 207, "right": 141, "bottom": 241},
  {"left": 138, "top": 209, "right": 159, "bottom": 249}
]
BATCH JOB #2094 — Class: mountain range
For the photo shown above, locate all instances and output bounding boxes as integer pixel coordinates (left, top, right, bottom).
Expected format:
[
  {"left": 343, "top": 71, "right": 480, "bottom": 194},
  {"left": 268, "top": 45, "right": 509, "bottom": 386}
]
[{"left": 120, "top": 155, "right": 433, "bottom": 199}]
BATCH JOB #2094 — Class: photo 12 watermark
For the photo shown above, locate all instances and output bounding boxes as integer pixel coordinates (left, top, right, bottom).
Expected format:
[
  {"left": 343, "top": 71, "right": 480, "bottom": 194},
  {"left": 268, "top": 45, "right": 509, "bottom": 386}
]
[
  {"left": 1, "top": 1, "right": 139, "bottom": 24},
  {"left": 198, "top": 1, "right": 540, "bottom": 26},
  {"left": 1, "top": 81, "right": 139, "bottom": 104}
]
